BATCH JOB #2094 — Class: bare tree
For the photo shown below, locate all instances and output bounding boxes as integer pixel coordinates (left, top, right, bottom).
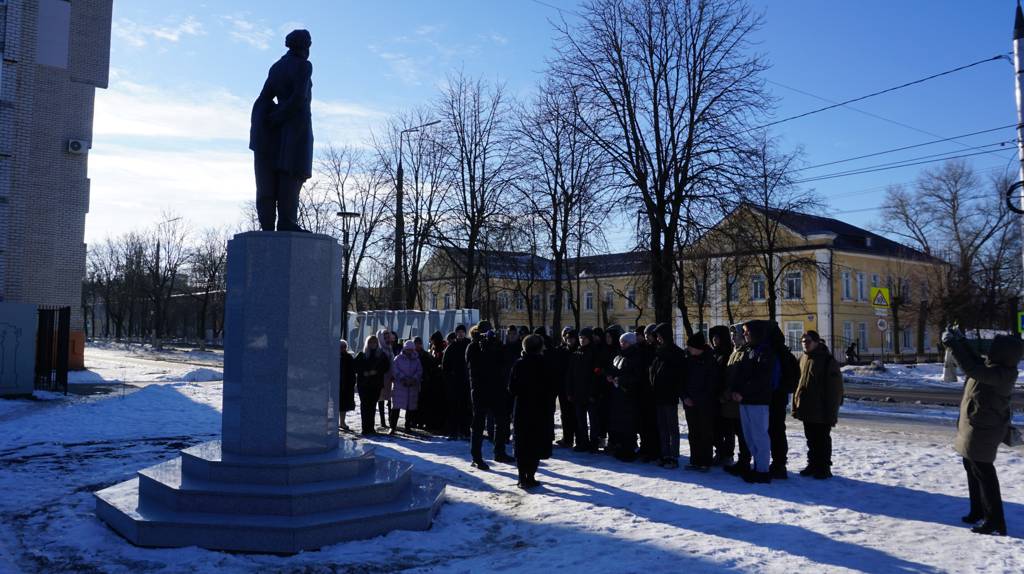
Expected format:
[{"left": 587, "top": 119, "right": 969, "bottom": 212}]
[
  {"left": 434, "top": 71, "right": 516, "bottom": 309},
  {"left": 553, "top": 0, "right": 769, "bottom": 323},
  {"left": 144, "top": 214, "right": 191, "bottom": 342},
  {"left": 514, "top": 76, "right": 611, "bottom": 332},
  {"left": 188, "top": 227, "right": 229, "bottom": 349}
]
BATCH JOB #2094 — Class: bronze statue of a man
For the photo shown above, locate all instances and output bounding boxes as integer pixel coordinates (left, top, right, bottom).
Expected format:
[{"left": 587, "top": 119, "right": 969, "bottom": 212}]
[{"left": 249, "top": 30, "right": 314, "bottom": 232}]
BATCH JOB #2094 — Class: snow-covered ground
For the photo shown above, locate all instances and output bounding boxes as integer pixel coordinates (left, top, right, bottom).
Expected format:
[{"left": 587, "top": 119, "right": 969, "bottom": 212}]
[
  {"left": 843, "top": 361, "right": 1024, "bottom": 391},
  {"left": 0, "top": 345, "right": 1022, "bottom": 573}
]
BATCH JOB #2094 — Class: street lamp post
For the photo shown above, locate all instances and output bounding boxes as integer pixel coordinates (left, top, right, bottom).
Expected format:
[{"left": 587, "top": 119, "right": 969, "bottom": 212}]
[
  {"left": 393, "top": 120, "right": 440, "bottom": 310},
  {"left": 337, "top": 210, "right": 361, "bottom": 342}
]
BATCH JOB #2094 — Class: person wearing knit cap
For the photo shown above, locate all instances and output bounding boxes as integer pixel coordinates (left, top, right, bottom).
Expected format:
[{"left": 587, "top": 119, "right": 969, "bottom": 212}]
[
  {"left": 508, "top": 335, "right": 555, "bottom": 489},
  {"left": 606, "top": 332, "right": 643, "bottom": 461},
  {"left": 730, "top": 321, "right": 777, "bottom": 484},
  {"left": 682, "top": 332, "right": 716, "bottom": 471},
  {"left": 650, "top": 323, "right": 687, "bottom": 468},
  {"left": 707, "top": 325, "right": 739, "bottom": 467}
]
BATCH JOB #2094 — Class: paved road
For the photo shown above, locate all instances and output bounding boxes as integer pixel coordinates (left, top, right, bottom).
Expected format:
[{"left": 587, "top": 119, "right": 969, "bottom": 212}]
[{"left": 844, "top": 382, "right": 1024, "bottom": 410}]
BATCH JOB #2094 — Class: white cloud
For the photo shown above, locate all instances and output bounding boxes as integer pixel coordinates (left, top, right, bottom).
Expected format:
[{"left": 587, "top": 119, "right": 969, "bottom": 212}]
[
  {"left": 222, "top": 15, "right": 275, "bottom": 50},
  {"left": 112, "top": 16, "right": 204, "bottom": 48},
  {"left": 94, "top": 81, "right": 250, "bottom": 141}
]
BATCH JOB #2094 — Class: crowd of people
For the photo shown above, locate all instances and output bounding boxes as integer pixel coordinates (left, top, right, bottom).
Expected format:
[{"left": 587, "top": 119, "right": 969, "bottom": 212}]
[
  {"left": 339, "top": 319, "right": 1021, "bottom": 536},
  {"left": 340, "top": 318, "right": 847, "bottom": 490}
]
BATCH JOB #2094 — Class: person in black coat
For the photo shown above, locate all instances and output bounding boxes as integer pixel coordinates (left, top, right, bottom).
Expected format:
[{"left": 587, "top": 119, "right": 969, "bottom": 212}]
[
  {"left": 708, "top": 325, "right": 736, "bottom": 465},
  {"left": 634, "top": 324, "right": 660, "bottom": 462},
  {"left": 339, "top": 340, "right": 356, "bottom": 431},
  {"left": 767, "top": 322, "right": 799, "bottom": 479},
  {"left": 650, "top": 323, "right": 687, "bottom": 469},
  {"left": 682, "top": 333, "right": 716, "bottom": 471},
  {"left": 567, "top": 327, "right": 602, "bottom": 453},
  {"left": 509, "top": 335, "right": 556, "bottom": 489},
  {"left": 442, "top": 325, "right": 471, "bottom": 440},
  {"left": 353, "top": 336, "right": 391, "bottom": 436},
  {"left": 553, "top": 328, "right": 578, "bottom": 448},
  {"left": 249, "top": 30, "right": 314, "bottom": 232},
  {"left": 607, "top": 332, "right": 643, "bottom": 461},
  {"left": 466, "top": 321, "right": 513, "bottom": 469}
]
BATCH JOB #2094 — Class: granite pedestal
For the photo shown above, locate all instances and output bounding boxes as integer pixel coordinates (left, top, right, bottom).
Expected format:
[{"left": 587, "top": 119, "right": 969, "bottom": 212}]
[{"left": 95, "top": 232, "right": 445, "bottom": 553}]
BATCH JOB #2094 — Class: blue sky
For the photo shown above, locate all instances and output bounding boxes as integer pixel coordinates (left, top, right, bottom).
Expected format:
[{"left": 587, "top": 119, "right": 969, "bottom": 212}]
[{"left": 87, "top": 1, "right": 1023, "bottom": 249}]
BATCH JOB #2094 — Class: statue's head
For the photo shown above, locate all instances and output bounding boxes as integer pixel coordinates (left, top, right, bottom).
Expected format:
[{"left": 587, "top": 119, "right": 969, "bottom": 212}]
[{"left": 285, "top": 29, "right": 312, "bottom": 59}]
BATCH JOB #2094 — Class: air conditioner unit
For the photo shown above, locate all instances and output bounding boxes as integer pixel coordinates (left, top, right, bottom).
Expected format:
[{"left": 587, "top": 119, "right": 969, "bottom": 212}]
[{"left": 67, "top": 139, "right": 88, "bottom": 154}]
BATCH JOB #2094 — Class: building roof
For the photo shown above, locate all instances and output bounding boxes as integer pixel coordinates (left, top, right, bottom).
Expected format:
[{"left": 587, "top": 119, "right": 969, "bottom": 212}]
[{"left": 758, "top": 206, "right": 941, "bottom": 262}]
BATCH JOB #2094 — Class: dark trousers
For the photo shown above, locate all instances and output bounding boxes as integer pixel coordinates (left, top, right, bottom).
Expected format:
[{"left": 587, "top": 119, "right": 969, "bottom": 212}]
[
  {"left": 684, "top": 406, "right": 714, "bottom": 467},
  {"left": 768, "top": 391, "right": 789, "bottom": 468},
  {"left": 721, "top": 416, "right": 750, "bottom": 465},
  {"left": 518, "top": 457, "right": 539, "bottom": 481},
  {"left": 963, "top": 458, "right": 1005, "bottom": 527},
  {"left": 574, "top": 400, "right": 600, "bottom": 449},
  {"left": 471, "top": 402, "right": 509, "bottom": 460},
  {"left": 446, "top": 381, "right": 470, "bottom": 437},
  {"left": 558, "top": 392, "right": 576, "bottom": 445},
  {"left": 254, "top": 157, "right": 303, "bottom": 231},
  {"left": 638, "top": 396, "right": 660, "bottom": 458},
  {"left": 357, "top": 384, "right": 381, "bottom": 433},
  {"left": 803, "top": 421, "right": 833, "bottom": 469},
  {"left": 714, "top": 414, "right": 736, "bottom": 459}
]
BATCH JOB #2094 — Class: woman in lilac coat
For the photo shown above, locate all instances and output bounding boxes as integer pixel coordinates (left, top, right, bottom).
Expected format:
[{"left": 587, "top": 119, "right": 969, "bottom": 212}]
[{"left": 390, "top": 340, "right": 423, "bottom": 434}]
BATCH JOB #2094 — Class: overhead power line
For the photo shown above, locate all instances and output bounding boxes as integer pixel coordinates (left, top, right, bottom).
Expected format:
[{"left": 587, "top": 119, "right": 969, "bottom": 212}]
[
  {"left": 795, "top": 146, "right": 1013, "bottom": 185},
  {"left": 799, "top": 124, "right": 1018, "bottom": 171},
  {"left": 753, "top": 54, "right": 1009, "bottom": 132}
]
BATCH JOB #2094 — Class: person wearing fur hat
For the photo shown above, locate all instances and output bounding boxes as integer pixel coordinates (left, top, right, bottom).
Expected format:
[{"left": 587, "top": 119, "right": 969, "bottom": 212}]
[
  {"left": 509, "top": 334, "right": 556, "bottom": 489},
  {"left": 568, "top": 326, "right": 603, "bottom": 452},
  {"left": 944, "top": 328, "right": 1022, "bottom": 536},
  {"left": 554, "top": 327, "right": 579, "bottom": 447},
  {"left": 466, "top": 320, "right": 514, "bottom": 469},
  {"left": 607, "top": 332, "right": 643, "bottom": 461},
  {"left": 650, "top": 323, "right": 687, "bottom": 468},
  {"left": 389, "top": 340, "right": 423, "bottom": 434}
]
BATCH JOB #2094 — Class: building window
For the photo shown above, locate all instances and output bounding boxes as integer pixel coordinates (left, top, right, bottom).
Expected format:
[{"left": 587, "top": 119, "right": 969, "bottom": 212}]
[
  {"left": 843, "top": 321, "right": 853, "bottom": 343},
  {"left": 626, "top": 288, "right": 637, "bottom": 310},
  {"left": 901, "top": 328, "right": 912, "bottom": 350},
  {"left": 37, "top": 0, "right": 71, "bottom": 69},
  {"left": 498, "top": 293, "right": 509, "bottom": 311},
  {"left": 565, "top": 294, "right": 572, "bottom": 310},
  {"left": 727, "top": 276, "right": 739, "bottom": 303},
  {"left": 842, "top": 272, "right": 852, "bottom": 300},
  {"left": 858, "top": 322, "right": 868, "bottom": 352},
  {"left": 0, "top": 0, "right": 7, "bottom": 54},
  {"left": 604, "top": 289, "right": 614, "bottom": 310},
  {"left": 751, "top": 275, "right": 766, "bottom": 301},
  {"left": 901, "top": 278, "right": 912, "bottom": 304},
  {"left": 443, "top": 293, "right": 452, "bottom": 309},
  {"left": 871, "top": 274, "right": 879, "bottom": 288},
  {"left": 785, "top": 321, "right": 803, "bottom": 350},
  {"left": 515, "top": 295, "right": 525, "bottom": 311},
  {"left": 856, "top": 272, "right": 866, "bottom": 301},
  {"left": 784, "top": 272, "right": 802, "bottom": 300},
  {"left": 532, "top": 294, "right": 541, "bottom": 311},
  {"left": 585, "top": 291, "right": 594, "bottom": 311}
]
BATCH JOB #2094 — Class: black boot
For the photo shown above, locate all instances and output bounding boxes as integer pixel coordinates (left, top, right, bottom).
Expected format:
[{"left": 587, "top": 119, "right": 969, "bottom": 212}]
[
  {"left": 725, "top": 460, "right": 750, "bottom": 476},
  {"left": 388, "top": 410, "right": 400, "bottom": 435},
  {"left": 971, "top": 520, "right": 1007, "bottom": 536},
  {"left": 378, "top": 401, "right": 388, "bottom": 428},
  {"left": 769, "top": 463, "right": 788, "bottom": 480},
  {"left": 961, "top": 512, "right": 984, "bottom": 524},
  {"left": 472, "top": 459, "right": 490, "bottom": 471}
]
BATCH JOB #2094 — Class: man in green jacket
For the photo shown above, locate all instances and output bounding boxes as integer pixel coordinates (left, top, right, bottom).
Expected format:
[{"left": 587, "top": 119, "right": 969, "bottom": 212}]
[
  {"left": 944, "top": 328, "right": 1021, "bottom": 536},
  {"left": 792, "top": 331, "right": 843, "bottom": 479}
]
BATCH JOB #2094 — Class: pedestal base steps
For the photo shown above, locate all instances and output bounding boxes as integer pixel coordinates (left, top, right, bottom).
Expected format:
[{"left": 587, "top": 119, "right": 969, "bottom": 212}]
[{"left": 94, "top": 439, "right": 445, "bottom": 553}]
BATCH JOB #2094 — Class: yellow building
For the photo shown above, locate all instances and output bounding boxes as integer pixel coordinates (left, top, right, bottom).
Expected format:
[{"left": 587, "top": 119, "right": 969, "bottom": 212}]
[{"left": 419, "top": 206, "right": 946, "bottom": 358}]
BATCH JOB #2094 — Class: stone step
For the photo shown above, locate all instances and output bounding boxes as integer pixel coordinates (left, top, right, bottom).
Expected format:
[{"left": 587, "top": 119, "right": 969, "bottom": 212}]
[
  {"left": 95, "top": 473, "right": 446, "bottom": 554},
  {"left": 138, "top": 456, "right": 412, "bottom": 516},
  {"left": 181, "top": 439, "right": 374, "bottom": 485}
]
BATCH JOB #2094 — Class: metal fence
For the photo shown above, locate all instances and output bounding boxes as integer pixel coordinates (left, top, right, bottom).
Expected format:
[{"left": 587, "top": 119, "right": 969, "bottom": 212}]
[{"left": 35, "top": 306, "right": 69, "bottom": 394}]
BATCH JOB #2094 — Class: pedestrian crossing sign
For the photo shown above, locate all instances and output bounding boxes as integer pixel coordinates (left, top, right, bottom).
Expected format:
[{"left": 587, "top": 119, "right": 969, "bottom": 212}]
[{"left": 870, "top": 287, "right": 890, "bottom": 308}]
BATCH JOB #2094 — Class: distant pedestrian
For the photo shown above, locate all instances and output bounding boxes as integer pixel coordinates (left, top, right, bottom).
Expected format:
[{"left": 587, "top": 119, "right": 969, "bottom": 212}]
[
  {"left": 682, "top": 332, "right": 715, "bottom": 471},
  {"left": 650, "top": 323, "right": 686, "bottom": 469},
  {"left": 354, "top": 336, "right": 390, "bottom": 436},
  {"left": 339, "top": 339, "right": 356, "bottom": 431}
]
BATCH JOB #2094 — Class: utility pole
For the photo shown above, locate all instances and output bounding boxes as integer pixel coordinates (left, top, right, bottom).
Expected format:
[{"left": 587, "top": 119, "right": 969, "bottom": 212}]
[
  {"left": 392, "top": 120, "right": 439, "bottom": 310},
  {"left": 1013, "top": 2, "right": 1024, "bottom": 331}
]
